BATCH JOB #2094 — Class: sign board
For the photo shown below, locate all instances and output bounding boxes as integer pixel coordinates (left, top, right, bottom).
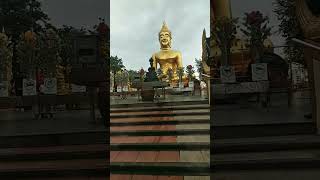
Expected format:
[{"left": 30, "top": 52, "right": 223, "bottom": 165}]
[
  {"left": 179, "top": 82, "right": 184, "bottom": 88},
  {"left": 220, "top": 66, "right": 236, "bottom": 83},
  {"left": 70, "top": 35, "right": 106, "bottom": 85},
  {"left": 252, "top": 63, "right": 268, "bottom": 81},
  {"left": 291, "top": 63, "right": 305, "bottom": 84},
  {"left": 0, "top": 81, "right": 8, "bottom": 97},
  {"left": 188, "top": 81, "right": 194, "bottom": 88},
  {"left": 43, "top": 78, "right": 57, "bottom": 94},
  {"left": 117, "top": 86, "right": 122, "bottom": 92},
  {"left": 23, "top": 79, "right": 37, "bottom": 96},
  {"left": 73, "top": 35, "right": 98, "bottom": 64},
  {"left": 71, "top": 84, "right": 87, "bottom": 93},
  {"left": 123, "top": 86, "right": 129, "bottom": 92},
  {"left": 213, "top": 81, "right": 269, "bottom": 94}
]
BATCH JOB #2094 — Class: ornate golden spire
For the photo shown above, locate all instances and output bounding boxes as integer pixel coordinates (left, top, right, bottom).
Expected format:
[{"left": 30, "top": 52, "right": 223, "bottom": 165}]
[{"left": 159, "top": 21, "right": 171, "bottom": 34}]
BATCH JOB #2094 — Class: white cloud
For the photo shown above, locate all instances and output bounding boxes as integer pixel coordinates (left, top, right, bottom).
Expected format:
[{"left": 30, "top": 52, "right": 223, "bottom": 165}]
[{"left": 111, "top": 0, "right": 210, "bottom": 71}]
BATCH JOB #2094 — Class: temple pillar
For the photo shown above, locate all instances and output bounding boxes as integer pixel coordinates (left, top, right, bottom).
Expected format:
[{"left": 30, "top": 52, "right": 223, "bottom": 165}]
[
  {"left": 212, "top": 0, "right": 232, "bottom": 18},
  {"left": 312, "top": 56, "right": 320, "bottom": 134},
  {"left": 304, "top": 46, "right": 320, "bottom": 134}
]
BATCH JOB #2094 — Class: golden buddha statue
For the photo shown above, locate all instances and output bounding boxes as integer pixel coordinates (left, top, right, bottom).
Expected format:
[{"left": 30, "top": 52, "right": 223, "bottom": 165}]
[{"left": 152, "top": 22, "right": 183, "bottom": 81}]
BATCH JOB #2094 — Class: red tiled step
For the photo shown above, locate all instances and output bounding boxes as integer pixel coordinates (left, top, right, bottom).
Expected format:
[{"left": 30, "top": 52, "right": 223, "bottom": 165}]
[
  {"left": 111, "top": 125, "right": 176, "bottom": 131},
  {"left": 111, "top": 136, "right": 177, "bottom": 143},
  {"left": 111, "top": 116, "right": 174, "bottom": 123},
  {"left": 111, "top": 151, "right": 179, "bottom": 163},
  {"left": 110, "top": 174, "right": 183, "bottom": 180}
]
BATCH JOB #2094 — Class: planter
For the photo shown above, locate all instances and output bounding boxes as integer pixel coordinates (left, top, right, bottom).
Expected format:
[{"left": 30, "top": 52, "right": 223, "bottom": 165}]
[{"left": 141, "top": 89, "right": 155, "bottom": 101}]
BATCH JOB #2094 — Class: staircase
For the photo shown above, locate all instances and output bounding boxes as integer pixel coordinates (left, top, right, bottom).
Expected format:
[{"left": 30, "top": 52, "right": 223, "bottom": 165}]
[
  {"left": 0, "top": 123, "right": 108, "bottom": 179},
  {"left": 110, "top": 100, "right": 210, "bottom": 180},
  {"left": 211, "top": 103, "right": 320, "bottom": 180}
]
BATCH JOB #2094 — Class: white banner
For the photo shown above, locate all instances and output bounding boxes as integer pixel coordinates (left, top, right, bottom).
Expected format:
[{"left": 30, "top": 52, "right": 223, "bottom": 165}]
[
  {"left": 220, "top": 66, "right": 236, "bottom": 83},
  {"left": 71, "top": 84, "right": 87, "bottom": 93},
  {"left": 252, "top": 63, "right": 268, "bottom": 81},
  {"left": 117, "top": 86, "right": 122, "bottom": 92},
  {"left": 23, "top": 79, "right": 37, "bottom": 96},
  {"left": 188, "top": 81, "right": 194, "bottom": 88},
  {"left": 179, "top": 82, "right": 184, "bottom": 88},
  {"left": 291, "top": 63, "right": 305, "bottom": 84},
  {"left": 0, "top": 81, "right": 8, "bottom": 97},
  {"left": 123, "top": 86, "right": 128, "bottom": 92},
  {"left": 43, "top": 78, "right": 57, "bottom": 94},
  {"left": 213, "top": 81, "right": 269, "bottom": 94}
]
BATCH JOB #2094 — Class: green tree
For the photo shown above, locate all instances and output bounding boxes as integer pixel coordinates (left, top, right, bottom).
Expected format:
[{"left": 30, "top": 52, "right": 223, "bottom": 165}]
[
  {"left": 16, "top": 31, "right": 41, "bottom": 78},
  {"left": 274, "top": 0, "right": 304, "bottom": 64},
  {"left": 0, "top": 33, "right": 12, "bottom": 81},
  {"left": 241, "top": 11, "right": 272, "bottom": 63},
  {"left": 176, "top": 67, "right": 184, "bottom": 83},
  {"left": 0, "top": 0, "right": 50, "bottom": 79},
  {"left": 186, "top": 65, "right": 195, "bottom": 81},
  {"left": 212, "top": 17, "right": 238, "bottom": 66},
  {"left": 128, "top": 70, "right": 138, "bottom": 86},
  {"left": 57, "top": 25, "right": 86, "bottom": 66},
  {"left": 195, "top": 58, "right": 204, "bottom": 81},
  {"left": 0, "top": 0, "right": 50, "bottom": 35},
  {"left": 110, "top": 56, "right": 124, "bottom": 92}
]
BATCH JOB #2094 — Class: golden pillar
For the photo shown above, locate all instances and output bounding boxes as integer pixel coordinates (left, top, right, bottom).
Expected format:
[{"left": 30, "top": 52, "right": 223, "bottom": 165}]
[{"left": 212, "top": 0, "right": 232, "bottom": 19}]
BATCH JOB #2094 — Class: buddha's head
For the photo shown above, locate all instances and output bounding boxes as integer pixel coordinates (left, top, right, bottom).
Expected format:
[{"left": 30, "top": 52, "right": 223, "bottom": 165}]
[{"left": 159, "top": 22, "right": 172, "bottom": 50}]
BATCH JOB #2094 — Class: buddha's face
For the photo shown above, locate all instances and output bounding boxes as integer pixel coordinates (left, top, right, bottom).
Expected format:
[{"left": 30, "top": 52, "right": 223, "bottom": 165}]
[{"left": 159, "top": 31, "right": 171, "bottom": 49}]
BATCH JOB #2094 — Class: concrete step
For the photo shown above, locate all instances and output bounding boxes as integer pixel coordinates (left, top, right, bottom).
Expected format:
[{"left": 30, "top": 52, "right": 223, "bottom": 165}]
[
  {"left": 213, "top": 134, "right": 320, "bottom": 153},
  {"left": 110, "top": 109, "right": 209, "bottom": 118},
  {"left": 212, "top": 122, "right": 316, "bottom": 139},
  {"left": 0, "top": 130, "right": 108, "bottom": 148},
  {"left": 0, "top": 144, "right": 107, "bottom": 161},
  {"left": 212, "top": 149, "right": 320, "bottom": 170},
  {"left": 0, "top": 159, "right": 107, "bottom": 178},
  {"left": 111, "top": 104, "right": 209, "bottom": 113},
  {"left": 111, "top": 100, "right": 209, "bottom": 108}
]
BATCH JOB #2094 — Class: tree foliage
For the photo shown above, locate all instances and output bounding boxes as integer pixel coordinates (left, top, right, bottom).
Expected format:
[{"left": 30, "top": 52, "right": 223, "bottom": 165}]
[
  {"left": 0, "top": 33, "right": 12, "bottom": 80},
  {"left": 176, "top": 67, "right": 185, "bottom": 83},
  {"left": 0, "top": 0, "right": 50, "bottom": 41},
  {"left": 110, "top": 56, "right": 124, "bottom": 74},
  {"left": 274, "top": 0, "right": 304, "bottom": 64},
  {"left": 195, "top": 58, "right": 203, "bottom": 80},
  {"left": 241, "top": 11, "right": 272, "bottom": 63},
  {"left": 110, "top": 56, "right": 124, "bottom": 91},
  {"left": 57, "top": 25, "right": 84, "bottom": 66},
  {"left": 128, "top": 70, "right": 139, "bottom": 84},
  {"left": 212, "top": 17, "right": 238, "bottom": 66},
  {"left": 186, "top": 65, "right": 195, "bottom": 81}
]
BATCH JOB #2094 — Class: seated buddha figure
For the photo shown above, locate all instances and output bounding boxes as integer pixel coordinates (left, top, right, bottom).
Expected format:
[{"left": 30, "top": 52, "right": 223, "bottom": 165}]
[{"left": 152, "top": 22, "right": 183, "bottom": 81}]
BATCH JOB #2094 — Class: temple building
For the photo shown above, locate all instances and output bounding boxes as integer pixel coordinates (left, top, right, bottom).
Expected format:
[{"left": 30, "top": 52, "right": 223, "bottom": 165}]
[{"left": 202, "top": 0, "right": 275, "bottom": 80}]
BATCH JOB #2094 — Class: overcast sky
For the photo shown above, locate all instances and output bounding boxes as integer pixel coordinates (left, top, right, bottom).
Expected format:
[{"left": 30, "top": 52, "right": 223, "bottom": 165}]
[
  {"left": 110, "top": 0, "right": 210, "bottom": 71},
  {"left": 40, "top": 0, "right": 284, "bottom": 71},
  {"left": 41, "top": 0, "right": 109, "bottom": 29}
]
